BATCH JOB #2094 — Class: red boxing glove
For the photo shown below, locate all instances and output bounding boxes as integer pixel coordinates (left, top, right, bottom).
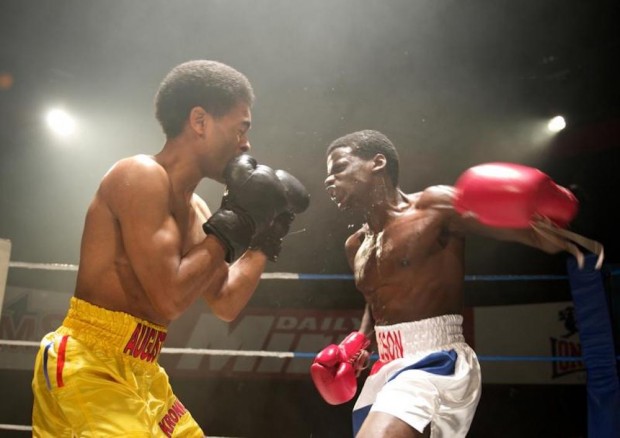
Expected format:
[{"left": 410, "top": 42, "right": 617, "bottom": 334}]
[
  {"left": 310, "top": 332, "right": 370, "bottom": 405},
  {"left": 453, "top": 162, "right": 578, "bottom": 228}
]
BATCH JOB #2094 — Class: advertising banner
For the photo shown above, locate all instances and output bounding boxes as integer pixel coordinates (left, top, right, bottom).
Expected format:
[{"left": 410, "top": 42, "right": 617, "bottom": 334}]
[{"left": 0, "top": 286, "right": 584, "bottom": 384}]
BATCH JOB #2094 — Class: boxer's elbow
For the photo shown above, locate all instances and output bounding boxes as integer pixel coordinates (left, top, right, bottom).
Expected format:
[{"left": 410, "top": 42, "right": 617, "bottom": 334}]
[
  {"left": 147, "top": 281, "right": 197, "bottom": 321},
  {"left": 207, "top": 299, "right": 240, "bottom": 322},
  {"left": 154, "top": 291, "right": 188, "bottom": 321},
  {"left": 162, "top": 306, "right": 185, "bottom": 322},
  {"left": 216, "top": 309, "right": 239, "bottom": 323},
  {"left": 202, "top": 287, "right": 239, "bottom": 322}
]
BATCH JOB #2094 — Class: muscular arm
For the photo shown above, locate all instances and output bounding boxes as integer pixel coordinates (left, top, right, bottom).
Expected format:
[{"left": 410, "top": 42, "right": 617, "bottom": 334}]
[
  {"left": 104, "top": 157, "right": 263, "bottom": 322},
  {"left": 344, "top": 229, "right": 376, "bottom": 337},
  {"left": 358, "top": 304, "right": 375, "bottom": 338},
  {"left": 418, "top": 185, "right": 568, "bottom": 254},
  {"left": 191, "top": 193, "right": 268, "bottom": 321},
  {"left": 201, "top": 249, "right": 267, "bottom": 322}
]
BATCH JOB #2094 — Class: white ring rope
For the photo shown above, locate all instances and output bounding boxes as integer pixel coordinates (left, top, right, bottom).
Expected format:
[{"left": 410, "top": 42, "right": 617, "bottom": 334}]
[
  {"left": 8, "top": 261, "right": 78, "bottom": 271},
  {"left": 7, "top": 261, "right": 301, "bottom": 280},
  {"left": 0, "top": 424, "right": 32, "bottom": 431},
  {"left": 0, "top": 259, "right": 598, "bottom": 434},
  {"left": 1, "top": 260, "right": 590, "bottom": 362},
  {"left": 0, "top": 340, "right": 292, "bottom": 433},
  {"left": 0, "top": 339, "right": 296, "bottom": 358},
  {"left": 9, "top": 260, "right": 588, "bottom": 282},
  {"left": 3, "top": 259, "right": 308, "bottom": 434}
]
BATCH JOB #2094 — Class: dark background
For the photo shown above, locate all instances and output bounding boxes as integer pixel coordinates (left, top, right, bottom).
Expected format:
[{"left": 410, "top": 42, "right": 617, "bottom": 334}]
[{"left": 1, "top": 1, "right": 618, "bottom": 436}]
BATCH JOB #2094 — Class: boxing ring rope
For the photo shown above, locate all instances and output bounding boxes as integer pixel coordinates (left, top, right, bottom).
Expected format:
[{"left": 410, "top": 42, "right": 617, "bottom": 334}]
[
  {"left": 0, "top": 338, "right": 608, "bottom": 362},
  {"left": 1, "top": 259, "right": 619, "bottom": 434},
  {"left": 3, "top": 260, "right": 619, "bottom": 365},
  {"left": 7, "top": 260, "right": 580, "bottom": 281}
]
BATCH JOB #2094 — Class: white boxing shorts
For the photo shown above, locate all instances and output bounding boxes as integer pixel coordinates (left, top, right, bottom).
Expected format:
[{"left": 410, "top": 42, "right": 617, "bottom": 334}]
[{"left": 352, "top": 314, "right": 481, "bottom": 437}]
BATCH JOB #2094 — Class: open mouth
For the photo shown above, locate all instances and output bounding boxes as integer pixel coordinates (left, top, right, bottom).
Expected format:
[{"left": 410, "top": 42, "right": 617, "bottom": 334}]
[
  {"left": 326, "top": 185, "right": 348, "bottom": 209},
  {"left": 325, "top": 185, "right": 338, "bottom": 203}
]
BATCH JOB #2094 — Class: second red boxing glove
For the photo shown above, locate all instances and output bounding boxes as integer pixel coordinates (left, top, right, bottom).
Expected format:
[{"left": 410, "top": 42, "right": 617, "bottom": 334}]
[{"left": 310, "top": 332, "right": 370, "bottom": 405}]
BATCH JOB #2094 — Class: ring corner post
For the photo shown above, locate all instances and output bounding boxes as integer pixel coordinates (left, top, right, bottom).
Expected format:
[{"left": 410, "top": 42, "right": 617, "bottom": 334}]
[
  {"left": 0, "top": 238, "right": 12, "bottom": 314},
  {"left": 566, "top": 253, "right": 620, "bottom": 437}
]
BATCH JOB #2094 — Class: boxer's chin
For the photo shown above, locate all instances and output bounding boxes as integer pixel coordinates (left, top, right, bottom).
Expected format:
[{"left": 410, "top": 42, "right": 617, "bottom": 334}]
[
  {"left": 336, "top": 202, "right": 349, "bottom": 211},
  {"left": 337, "top": 196, "right": 362, "bottom": 213}
]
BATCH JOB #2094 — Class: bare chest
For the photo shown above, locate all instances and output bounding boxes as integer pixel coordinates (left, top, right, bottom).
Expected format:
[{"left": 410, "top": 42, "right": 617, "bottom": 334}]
[
  {"left": 353, "top": 229, "right": 402, "bottom": 292},
  {"left": 353, "top": 213, "right": 445, "bottom": 292}
]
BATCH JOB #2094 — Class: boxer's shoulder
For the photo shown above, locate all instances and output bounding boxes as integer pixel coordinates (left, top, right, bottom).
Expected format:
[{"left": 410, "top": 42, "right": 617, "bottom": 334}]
[
  {"left": 99, "top": 155, "right": 170, "bottom": 215},
  {"left": 413, "top": 185, "right": 456, "bottom": 210},
  {"left": 345, "top": 226, "right": 366, "bottom": 248},
  {"left": 101, "top": 155, "right": 165, "bottom": 189}
]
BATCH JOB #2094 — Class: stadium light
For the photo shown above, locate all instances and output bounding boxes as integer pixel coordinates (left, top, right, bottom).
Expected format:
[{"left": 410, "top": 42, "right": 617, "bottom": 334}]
[
  {"left": 45, "top": 108, "right": 77, "bottom": 137},
  {"left": 547, "top": 115, "right": 566, "bottom": 133}
]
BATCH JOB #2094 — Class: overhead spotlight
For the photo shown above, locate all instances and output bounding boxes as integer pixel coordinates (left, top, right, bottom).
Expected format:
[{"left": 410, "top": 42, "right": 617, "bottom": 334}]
[
  {"left": 547, "top": 115, "right": 566, "bottom": 133},
  {"left": 46, "top": 108, "right": 77, "bottom": 137}
]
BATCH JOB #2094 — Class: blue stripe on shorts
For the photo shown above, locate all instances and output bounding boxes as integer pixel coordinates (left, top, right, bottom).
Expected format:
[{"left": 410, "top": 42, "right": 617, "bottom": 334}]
[{"left": 352, "top": 349, "right": 458, "bottom": 436}]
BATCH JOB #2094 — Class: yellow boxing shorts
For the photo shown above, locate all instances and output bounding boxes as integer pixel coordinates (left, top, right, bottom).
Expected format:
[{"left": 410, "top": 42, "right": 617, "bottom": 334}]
[{"left": 32, "top": 297, "right": 204, "bottom": 437}]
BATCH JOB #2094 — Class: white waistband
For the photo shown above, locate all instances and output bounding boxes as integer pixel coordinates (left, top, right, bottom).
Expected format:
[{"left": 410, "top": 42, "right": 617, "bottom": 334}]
[{"left": 375, "top": 314, "right": 465, "bottom": 362}]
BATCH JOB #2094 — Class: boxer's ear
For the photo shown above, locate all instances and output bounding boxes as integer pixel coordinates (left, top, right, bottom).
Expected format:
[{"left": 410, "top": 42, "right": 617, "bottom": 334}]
[
  {"left": 189, "top": 106, "right": 209, "bottom": 135},
  {"left": 371, "top": 154, "right": 387, "bottom": 174}
]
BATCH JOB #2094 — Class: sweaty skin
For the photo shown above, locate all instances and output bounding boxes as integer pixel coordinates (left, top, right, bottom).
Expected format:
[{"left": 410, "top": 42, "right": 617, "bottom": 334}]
[
  {"left": 326, "top": 147, "right": 563, "bottom": 330},
  {"left": 75, "top": 102, "right": 266, "bottom": 326},
  {"left": 346, "top": 191, "right": 466, "bottom": 326},
  {"left": 325, "top": 146, "right": 566, "bottom": 438}
]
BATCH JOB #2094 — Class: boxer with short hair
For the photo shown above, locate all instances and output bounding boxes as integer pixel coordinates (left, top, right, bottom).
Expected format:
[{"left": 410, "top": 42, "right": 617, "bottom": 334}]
[
  {"left": 313, "top": 130, "right": 601, "bottom": 437},
  {"left": 31, "top": 60, "right": 309, "bottom": 437}
]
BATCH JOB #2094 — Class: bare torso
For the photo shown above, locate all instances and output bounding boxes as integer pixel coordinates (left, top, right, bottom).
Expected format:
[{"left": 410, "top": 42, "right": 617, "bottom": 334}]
[
  {"left": 74, "top": 155, "right": 210, "bottom": 326},
  {"left": 347, "top": 191, "right": 466, "bottom": 326}
]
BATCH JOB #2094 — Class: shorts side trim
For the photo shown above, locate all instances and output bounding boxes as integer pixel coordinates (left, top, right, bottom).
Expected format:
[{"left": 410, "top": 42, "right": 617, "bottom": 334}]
[
  {"left": 56, "top": 335, "right": 69, "bottom": 388},
  {"left": 388, "top": 349, "right": 457, "bottom": 382},
  {"left": 42, "top": 342, "right": 53, "bottom": 390}
]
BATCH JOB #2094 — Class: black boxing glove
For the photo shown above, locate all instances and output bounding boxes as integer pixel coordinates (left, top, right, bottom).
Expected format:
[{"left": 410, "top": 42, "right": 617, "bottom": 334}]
[
  {"left": 203, "top": 155, "right": 288, "bottom": 263},
  {"left": 276, "top": 169, "right": 311, "bottom": 214},
  {"left": 250, "top": 211, "right": 295, "bottom": 262},
  {"left": 250, "top": 170, "right": 310, "bottom": 261}
]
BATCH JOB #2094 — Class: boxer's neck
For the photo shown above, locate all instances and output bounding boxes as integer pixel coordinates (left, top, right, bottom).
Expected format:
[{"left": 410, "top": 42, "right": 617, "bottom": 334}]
[
  {"left": 156, "top": 141, "right": 202, "bottom": 198},
  {"left": 363, "top": 182, "right": 407, "bottom": 232}
]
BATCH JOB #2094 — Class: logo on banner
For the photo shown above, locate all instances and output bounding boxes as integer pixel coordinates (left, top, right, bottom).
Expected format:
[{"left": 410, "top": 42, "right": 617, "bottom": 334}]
[
  {"left": 549, "top": 305, "right": 584, "bottom": 379},
  {"left": 0, "top": 284, "right": 476, "bottom": 379},
  {"left": 167, "top": 309, "right": 362, "bottom": 378},
  {"left": 0, "top": 295, "right": 37, "bottom": 342}
]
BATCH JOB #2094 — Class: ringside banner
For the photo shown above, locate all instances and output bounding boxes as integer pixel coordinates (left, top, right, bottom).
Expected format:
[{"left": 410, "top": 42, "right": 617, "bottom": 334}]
[
  {"left": 0, "top": 286, "right": 584, "bottom": 384},
  {"left": 475, "top": 301, "right": 585, "bottom": 384}
]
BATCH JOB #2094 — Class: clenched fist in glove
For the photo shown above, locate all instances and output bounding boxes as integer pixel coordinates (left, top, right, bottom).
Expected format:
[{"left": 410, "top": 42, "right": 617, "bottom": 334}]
[
  {"left": 453, "top": 162, "right": 578, "bottom": 228},
  {"left": 203, "top": 155, "right": 288, "bottom": 263},
  {"left": 310, "top": 332, "right": 370, "bottom": 405},
  {"left": 453, "top": 162, "right": 603, "bottom": 268},
  {"left": 250, "top": 169, "right": 310, "bottom": 261}
]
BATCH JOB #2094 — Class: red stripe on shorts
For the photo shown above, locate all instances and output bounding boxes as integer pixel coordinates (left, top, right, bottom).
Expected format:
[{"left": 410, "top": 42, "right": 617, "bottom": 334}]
[{"left": 56, "top": 335, "right": 69, "bottom": 388}]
